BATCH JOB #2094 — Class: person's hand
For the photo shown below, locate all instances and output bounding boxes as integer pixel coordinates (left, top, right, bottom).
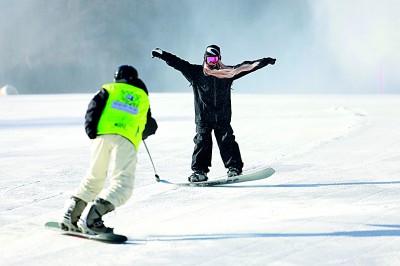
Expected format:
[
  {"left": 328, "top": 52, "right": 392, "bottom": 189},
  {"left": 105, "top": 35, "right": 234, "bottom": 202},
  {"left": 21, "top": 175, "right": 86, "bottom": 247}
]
[
  {"left": 88, "top": 132, "right": 97, "bottom": 139},
  {"left": 266, "top": 57, "right": 276, "bottom": 65},
  {"left": 152, "top": 48, "right": 163, "bottom": 58}
]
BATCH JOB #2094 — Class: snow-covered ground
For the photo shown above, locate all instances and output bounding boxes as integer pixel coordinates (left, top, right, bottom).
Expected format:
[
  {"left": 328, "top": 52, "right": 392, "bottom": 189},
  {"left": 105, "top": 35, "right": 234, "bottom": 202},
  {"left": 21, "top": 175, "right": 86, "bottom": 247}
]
[{"left": 0, "top": 93, "right": 399, "bottom": 265}]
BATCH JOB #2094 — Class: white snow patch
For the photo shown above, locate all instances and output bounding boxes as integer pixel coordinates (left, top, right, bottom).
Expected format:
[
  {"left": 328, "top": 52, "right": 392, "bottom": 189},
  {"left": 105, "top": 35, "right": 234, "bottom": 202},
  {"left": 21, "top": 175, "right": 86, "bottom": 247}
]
[{"left": 1, "top": 93, "right": 399, "bottom": 265}]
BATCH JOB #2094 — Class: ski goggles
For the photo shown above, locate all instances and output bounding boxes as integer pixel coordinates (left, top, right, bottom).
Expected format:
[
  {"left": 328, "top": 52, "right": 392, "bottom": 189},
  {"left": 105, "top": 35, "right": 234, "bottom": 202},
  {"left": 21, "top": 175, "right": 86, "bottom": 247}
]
[{"left": 206, "top": 56, "right": 219, "bottom": 64}]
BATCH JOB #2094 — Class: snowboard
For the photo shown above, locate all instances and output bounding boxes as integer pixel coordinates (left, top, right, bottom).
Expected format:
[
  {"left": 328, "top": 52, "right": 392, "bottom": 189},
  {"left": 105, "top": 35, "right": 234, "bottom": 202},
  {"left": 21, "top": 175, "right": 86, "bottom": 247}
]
[
  {"left": 44, "top": 221, "right": 127, "bottom": 243},
  {"left": 162, "top": 167, "right": 275, "bottom": 187}
]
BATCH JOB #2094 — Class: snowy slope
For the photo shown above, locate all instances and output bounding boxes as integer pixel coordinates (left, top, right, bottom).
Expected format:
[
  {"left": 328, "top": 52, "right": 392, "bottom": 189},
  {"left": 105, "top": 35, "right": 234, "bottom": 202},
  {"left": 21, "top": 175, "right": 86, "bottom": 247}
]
[{"left": 0, "top": 93, "right": 399, "bottom": 265}]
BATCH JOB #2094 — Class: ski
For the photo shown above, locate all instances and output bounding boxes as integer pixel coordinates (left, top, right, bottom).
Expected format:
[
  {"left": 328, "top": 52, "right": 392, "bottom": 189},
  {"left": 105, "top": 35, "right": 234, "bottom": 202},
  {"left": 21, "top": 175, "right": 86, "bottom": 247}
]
[
  {"left": 162, "top": 167, "right": 275, "bottom": 187},
  {"left": 44, "top": 221, "right": 127, "bottom": 243}
]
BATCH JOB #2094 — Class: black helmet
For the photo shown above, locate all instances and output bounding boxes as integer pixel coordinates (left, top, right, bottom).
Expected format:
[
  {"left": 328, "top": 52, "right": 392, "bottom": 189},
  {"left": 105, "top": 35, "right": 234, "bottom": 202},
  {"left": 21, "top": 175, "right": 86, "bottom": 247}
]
[
  {"left": 204, "top": 45, "right": 221, "bottom": 59},
  {"left": 114, "top": 65, "right": 138, "bottom": 82}
]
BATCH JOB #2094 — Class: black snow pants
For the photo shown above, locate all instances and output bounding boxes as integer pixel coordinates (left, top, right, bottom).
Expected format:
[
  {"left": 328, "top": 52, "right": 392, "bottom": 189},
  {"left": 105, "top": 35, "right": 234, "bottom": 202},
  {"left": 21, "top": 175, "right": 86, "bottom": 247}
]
[{"left": 191, "top": 122, "right": 244, "bottom": 173}]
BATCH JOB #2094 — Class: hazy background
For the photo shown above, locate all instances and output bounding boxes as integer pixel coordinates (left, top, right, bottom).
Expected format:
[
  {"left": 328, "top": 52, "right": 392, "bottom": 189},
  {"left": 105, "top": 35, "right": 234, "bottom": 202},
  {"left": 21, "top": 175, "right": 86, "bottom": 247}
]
[{"left": 0, "top": 0, "right": 399, "bottom": 94}]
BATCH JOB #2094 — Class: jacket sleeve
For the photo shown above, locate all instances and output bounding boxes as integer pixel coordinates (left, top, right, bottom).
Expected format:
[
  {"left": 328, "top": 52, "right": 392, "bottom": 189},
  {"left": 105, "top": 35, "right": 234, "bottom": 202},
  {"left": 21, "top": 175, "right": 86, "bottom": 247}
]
[
  {"left": 158, "top": 50, "right": 195, "bottom": 83},
  {"left": 84, "top": 89, "right": 108, "bottom": 139},
  {"left": 232, "top": 57, "right": 275, "bottom": 81},
  {"left": 142, "top": 113, "right": 158, "bottom": 140},
  {"left": 133, "top": 79, "right": 158, "bottom": 140}
]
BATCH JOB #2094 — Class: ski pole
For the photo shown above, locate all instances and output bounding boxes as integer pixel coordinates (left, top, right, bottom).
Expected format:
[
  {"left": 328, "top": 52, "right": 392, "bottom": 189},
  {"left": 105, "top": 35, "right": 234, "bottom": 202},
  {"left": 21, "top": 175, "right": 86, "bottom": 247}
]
[{"left": 143, "top": 140, "right": 160, "bottom": 182}]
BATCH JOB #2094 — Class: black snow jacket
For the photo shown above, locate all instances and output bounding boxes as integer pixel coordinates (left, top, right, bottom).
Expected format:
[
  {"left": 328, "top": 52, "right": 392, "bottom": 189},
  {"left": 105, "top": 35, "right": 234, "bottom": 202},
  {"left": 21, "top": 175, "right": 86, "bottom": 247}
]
[
  {"left": 158, "top": 50, "right": 275, "bottom": 124},
  {"left": 84, "top": 78, "right": 158, "bottom": 141}
]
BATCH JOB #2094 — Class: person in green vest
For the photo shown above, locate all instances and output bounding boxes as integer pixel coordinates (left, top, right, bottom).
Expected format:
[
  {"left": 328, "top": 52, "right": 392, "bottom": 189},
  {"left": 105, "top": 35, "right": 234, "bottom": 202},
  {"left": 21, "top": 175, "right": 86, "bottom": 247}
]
[{"left": 60, "top": 65, "right": 158, "bottom": 235}]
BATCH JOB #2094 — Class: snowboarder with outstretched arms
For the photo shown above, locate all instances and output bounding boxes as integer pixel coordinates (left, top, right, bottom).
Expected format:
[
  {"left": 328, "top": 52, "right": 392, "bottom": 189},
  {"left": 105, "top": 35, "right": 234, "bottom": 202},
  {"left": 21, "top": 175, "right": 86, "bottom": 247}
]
[
  {"left": 152, "top": 45, "right": 275, "bottom": 182},
  {"left": 60, "top": 65, "right": 158, "bottom": 234}
]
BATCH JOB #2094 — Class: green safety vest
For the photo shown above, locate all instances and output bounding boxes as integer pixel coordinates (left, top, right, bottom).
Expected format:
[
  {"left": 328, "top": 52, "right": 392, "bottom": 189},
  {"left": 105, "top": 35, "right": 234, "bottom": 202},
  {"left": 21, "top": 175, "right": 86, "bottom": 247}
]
[{"left": 97, "top": 83, "right": 149, "bottom": 149}]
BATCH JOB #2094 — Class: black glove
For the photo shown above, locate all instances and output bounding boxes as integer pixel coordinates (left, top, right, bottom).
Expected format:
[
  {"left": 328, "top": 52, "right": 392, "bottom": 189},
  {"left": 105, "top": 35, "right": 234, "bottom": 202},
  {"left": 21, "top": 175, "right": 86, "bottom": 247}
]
[
  {"left": 151, "top": 48, "right": 163, "bottom": 58},
  {"left": 87, "top": 131, "right": 97, "bottom": 139},
  {"left": 266, "top": 57, "right": 276, "bottom": 65},
  {"left": 86, "top": 127, "right": 97, "bottom": 139}
]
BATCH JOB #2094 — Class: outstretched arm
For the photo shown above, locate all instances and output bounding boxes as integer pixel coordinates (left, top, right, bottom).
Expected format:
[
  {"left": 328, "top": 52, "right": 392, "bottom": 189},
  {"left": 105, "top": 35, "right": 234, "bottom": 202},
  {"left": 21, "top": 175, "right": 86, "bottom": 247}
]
[
  {"left": 151, "top": 48, "right": 194, "bottom": 81},
  {"left": 204, "top": 61, "right": 261, "bottom": 78},
  {"left": 204, "top": 57, "right": 275, "bottom": 79},
  {"left": 232, "top": 57, "right": 276, "bottom": 80}
]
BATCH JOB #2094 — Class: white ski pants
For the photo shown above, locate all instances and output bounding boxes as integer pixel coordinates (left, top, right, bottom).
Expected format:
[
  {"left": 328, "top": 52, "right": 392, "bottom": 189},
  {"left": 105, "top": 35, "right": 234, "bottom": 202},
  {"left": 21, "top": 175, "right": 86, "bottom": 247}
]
[{"left": 74, "top": 134, "right": 137, "bottom": 208}]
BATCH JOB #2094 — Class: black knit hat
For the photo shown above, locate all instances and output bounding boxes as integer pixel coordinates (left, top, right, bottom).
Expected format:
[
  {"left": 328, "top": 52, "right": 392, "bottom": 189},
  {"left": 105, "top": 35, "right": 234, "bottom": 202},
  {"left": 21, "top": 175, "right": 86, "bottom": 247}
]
[{"left": 204, "top": 45, "right": 221, "bottom": 58}]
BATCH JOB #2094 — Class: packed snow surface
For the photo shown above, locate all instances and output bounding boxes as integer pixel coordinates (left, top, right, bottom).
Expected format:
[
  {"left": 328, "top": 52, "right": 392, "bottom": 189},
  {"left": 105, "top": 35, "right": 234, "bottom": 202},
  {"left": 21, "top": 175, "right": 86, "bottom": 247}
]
[{"left": 1, "top": 93, "right": 399, "bottom": 265}]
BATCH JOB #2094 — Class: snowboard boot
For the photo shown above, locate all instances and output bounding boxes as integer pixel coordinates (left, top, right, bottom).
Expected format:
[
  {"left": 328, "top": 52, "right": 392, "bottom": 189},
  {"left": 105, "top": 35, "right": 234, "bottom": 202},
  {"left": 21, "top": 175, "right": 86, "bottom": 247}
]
[
  {"left": 188, "top": 170, "right": 208, "bottom": 182},
  {"left": 78, "top": 198, "right": 115, "bottom": 235},
  {"left": 60, "top": 196, "right": 87, "bottom": 232},
  {"left": 227, "top": 167, "right": 242, "bottom": 177}
]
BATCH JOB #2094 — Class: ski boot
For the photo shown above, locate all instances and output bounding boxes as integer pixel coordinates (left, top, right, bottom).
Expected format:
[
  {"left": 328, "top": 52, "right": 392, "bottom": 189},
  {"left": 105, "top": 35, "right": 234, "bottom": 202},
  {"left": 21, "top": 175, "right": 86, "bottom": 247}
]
[
  {"left": 188, "top": 170, "right": 208, "bottom": 182},
  {"left": 60, "top": 196, "right": 87, "bottom": 232},
  {"left": 78, "top": 198, "right": 115, "bottom": 235}
]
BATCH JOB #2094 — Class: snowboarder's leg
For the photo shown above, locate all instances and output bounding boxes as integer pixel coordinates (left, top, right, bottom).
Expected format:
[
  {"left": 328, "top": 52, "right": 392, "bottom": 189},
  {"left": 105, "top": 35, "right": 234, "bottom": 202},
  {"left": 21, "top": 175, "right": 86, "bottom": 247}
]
[
  {"left": 191, "top": 124, "right": 212, "bottom": 174},
  {"left": 61, "top": 136, "right": 112, "bottom": 232},
  {"left": 214, "top": 123, "right": 243, "bottom": 175},
  {"left": 81, "top": 135, "right": 137, "bottom": 235},
  {"left": 98, "top": 135, "right": 137, "bottom": 207},
  {"left": 74, "top": 136, "right": 112, "bottom": 203}
]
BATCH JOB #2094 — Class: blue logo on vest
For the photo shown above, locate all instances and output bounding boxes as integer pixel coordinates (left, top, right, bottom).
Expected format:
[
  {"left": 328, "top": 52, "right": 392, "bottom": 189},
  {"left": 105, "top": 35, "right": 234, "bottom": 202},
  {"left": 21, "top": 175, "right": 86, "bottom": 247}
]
[
  {"left": 126, "top": 94, "right": 134, "bottom": 101},
  {"left": 111, "top": 101, "right": 138, "bottom": 115}
]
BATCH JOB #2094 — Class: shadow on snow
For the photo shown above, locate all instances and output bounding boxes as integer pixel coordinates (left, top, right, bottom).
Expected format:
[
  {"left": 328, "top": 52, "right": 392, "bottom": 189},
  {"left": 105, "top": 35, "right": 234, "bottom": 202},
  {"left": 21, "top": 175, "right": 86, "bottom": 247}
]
[
  {"left": 215, "top": 180, "right": 400, "bottom": 188},
  {"left": 129, "top": 224, "right": 400, "bottom": 243}
]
